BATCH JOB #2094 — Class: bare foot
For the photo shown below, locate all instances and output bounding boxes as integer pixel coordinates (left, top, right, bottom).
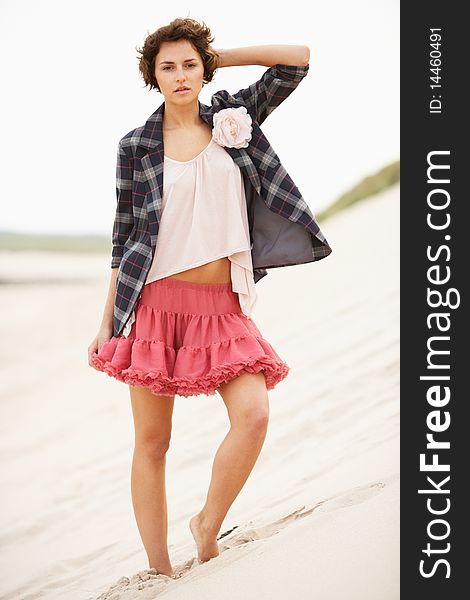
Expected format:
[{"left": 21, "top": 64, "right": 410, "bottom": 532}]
[
  {"left": 149, "top": 564, "right": 174, "bottom": 578},
  {"left": 189, "top": 514, "right": 220, "bottom": 563}
]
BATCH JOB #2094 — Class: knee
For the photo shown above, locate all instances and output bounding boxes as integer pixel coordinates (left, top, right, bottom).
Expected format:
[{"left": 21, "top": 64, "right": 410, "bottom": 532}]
[
  {"left": 135, "top": 435, "right": 171, "bottom": 460},
  {"left": 237, "top": 406, "right": 269, "bottom": 437}
]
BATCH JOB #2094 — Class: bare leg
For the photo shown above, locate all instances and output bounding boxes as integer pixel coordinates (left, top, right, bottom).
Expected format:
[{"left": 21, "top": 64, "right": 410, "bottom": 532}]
[
  {"left": 189, "top": 372, "right": 269, "bottom": 562},
  {"left": 130, "top": 385, "right": 175, "bottom": 576}
]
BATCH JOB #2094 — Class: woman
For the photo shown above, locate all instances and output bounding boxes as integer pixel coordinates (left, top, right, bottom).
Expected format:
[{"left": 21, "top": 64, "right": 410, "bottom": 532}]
[{"left": 88, "top": 18, "right": 331, "bottom": 578}]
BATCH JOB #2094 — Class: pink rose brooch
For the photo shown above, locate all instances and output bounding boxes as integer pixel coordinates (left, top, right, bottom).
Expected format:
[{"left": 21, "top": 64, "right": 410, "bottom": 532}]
[{"left": 212, "top": 107, "right": 253, "bottom": 149}]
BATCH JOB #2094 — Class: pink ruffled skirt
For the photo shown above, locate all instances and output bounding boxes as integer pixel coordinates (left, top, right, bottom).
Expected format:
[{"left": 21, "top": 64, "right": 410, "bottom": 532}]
[{"left": 91, "top": 277, "right": 290, "bottom": 397}]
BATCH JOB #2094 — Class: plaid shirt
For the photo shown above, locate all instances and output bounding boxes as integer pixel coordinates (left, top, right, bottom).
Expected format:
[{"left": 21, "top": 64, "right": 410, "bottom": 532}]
[{"left": 111, "top": 63, "right": 332, "bottom": 337}]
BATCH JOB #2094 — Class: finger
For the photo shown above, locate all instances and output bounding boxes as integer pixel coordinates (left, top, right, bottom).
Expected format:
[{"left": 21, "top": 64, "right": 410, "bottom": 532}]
[{"left": 88, "top": 348, "right": 99, "bottom": 369}]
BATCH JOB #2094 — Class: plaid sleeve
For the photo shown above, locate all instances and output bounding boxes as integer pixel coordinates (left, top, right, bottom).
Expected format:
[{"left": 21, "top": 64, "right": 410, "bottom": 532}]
[
  {"left": 213, "top": 63, "right": 309, "bottom": 126},
  {"left": 110, "top": 140, "right": 134, "bottom": 268}
]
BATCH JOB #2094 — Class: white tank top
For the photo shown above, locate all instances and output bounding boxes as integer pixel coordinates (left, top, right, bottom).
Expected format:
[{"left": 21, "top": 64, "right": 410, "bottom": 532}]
[{"left": 121, "top": 137, "right": 258, "bottom": 338}]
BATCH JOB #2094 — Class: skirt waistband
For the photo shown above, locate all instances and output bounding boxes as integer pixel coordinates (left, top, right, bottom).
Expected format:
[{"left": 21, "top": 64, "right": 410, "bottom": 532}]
[
  {"left": 147, "top": 276, "right": 233, "bottom": 293},
  {"left": 140, "top": 276, "right": 241, "bottom": 316}
]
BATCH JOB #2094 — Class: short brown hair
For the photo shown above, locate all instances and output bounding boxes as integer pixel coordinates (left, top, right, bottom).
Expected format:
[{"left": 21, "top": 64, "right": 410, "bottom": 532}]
[{"left": 136, "top": 18, "right": 220, "bottom": 93}]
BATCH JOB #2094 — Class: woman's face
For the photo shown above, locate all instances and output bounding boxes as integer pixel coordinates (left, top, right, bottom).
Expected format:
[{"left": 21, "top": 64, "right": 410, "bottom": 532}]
[{"left": 154, "top": 39, "right": 205, "bottom": 103}]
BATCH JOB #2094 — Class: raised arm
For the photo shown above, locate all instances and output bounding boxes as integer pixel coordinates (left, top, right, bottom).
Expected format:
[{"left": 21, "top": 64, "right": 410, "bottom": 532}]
[
  {"left": 211, "top": 45, "right": 310, "bottom": 125},
  {"left": 215, "top": 45, "right": 310, "bottom": 68}
]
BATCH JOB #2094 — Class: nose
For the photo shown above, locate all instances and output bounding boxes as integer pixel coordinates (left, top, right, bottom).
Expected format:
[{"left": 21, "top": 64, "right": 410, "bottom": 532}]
[{"left": 175, "top": 68, "right": 187, "bottom": 82}]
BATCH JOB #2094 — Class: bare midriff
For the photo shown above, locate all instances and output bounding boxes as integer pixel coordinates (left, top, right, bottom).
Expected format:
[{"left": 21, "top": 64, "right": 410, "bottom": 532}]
[{"left": 166, "top": 257, "right": 232, "bottom": 284}]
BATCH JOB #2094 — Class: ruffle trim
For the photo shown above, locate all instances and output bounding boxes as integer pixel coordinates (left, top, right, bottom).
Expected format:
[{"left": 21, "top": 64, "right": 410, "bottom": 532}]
[{"left": 91, "top": 333, "right": 290, "bottom": 397}]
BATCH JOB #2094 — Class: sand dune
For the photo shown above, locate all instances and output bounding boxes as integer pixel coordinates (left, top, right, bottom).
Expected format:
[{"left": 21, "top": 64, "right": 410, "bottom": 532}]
[{"left": 0, "top": 182, "right": 399, "bottom": 599}]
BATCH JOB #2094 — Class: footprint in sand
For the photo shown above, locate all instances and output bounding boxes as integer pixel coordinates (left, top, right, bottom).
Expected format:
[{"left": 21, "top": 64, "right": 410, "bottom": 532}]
[
  {"left": 217, "top": 481, "right": 387, "bottom": 551},
  {"left": 316, "top": 481, "right": 387, "bottom": 513}
]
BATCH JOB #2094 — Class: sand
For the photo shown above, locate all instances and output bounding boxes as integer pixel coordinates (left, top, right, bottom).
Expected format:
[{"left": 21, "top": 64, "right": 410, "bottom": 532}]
[{"left": 0, "top": 182, "right": 399, "bottom": 599}]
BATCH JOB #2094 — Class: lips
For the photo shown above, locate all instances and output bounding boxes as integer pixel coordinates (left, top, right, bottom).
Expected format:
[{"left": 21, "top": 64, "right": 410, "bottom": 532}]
[{"left": 175, "top": 87, "right": 190, "bottom": 92}]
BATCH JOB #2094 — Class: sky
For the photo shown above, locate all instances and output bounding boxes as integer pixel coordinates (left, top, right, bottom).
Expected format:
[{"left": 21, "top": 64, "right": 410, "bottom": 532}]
[{"left": 1, "top": 0, "right": 399, "bottom": 236}]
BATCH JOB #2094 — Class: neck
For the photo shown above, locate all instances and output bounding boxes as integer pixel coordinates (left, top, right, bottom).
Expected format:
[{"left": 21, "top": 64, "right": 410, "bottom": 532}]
[{"left": 163, "top": 98, "right": 201, "bottom": 129}]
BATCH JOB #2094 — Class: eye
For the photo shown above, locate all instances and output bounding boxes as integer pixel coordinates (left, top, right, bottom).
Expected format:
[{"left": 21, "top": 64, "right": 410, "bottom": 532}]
[{"left": 162, "top": 64, "right": 196, "bottom": 70}]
